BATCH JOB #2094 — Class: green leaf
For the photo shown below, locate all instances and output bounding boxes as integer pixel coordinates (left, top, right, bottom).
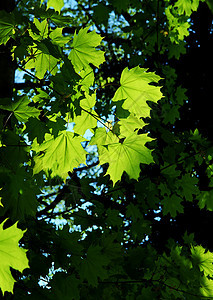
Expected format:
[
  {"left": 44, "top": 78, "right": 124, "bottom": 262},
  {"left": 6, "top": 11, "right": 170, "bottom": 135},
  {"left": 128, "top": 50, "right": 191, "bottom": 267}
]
[
  {"left": 178, "top": 22, "right": 190, "bottom": 40},
  {"left": 94, "top": 131, "right": 153, "bottom": 184},
  {"left": 191, "top": 245, "right": 213, "bottom": 276},
  {"left": 0, "top": 96, "right": 40, "bottom": 123},
  {"left": 0, "top": 220, "right": 29, "bottom": 295},
  {"left": 106, "top": 208, "right": 123, "bottom": 227},
  {"left": 0, "top": 11, "right": 15, "bottom": 45},
  {"left": 79, "top": 67, "right": 95, "bottom": 91},
  {"left": 206, "top": 0, "right": 213, "bottom": 14},
  {"left": 126, "top": 203, "right": 142, "bottom": 220},
  {"left": 161, "top": 194, "right": 184, "bottom": 217},
  {"left": 49, "top": 27, "right": 70, "bottom": 46},
  {"left": 90, "top": 128, "right": 118, "bottom": 156},
  {"left": 50, "top": 273, "right": 80, "bottom": 300},
  {"left": 24, "top": 117, "right": 50, "bottom": 144},
  {"left": 32, "top": 131, "right": 87, "bottom": 179},
  {"left": 29, "top": 18, "right": 48, "bottom": 41},
  {"left": 165, "top": 7, "right": 190, "bottom": 43},
  {"left": 174, "top": 0, "right": 199, "bottom": 16},
  {"left": 200, "top": 276, "right": 213, "bottom": 297},
  {"left": 198, "top": 190, "right": 213, "bottom": 211},
  {"left": 168, "top": 41, "right": 186, "bottom": 59},
  {"left": 68, "top": 27, "right": 105, "bottom": 73},
  {"left": 118, "top": 113, "right": 145, "bottom": 137},
  {"left": 47, "top": 0, "right": 64, "bottom": 13},
  {"left": 0, "top": 130, "right": 28, "bottom": 170},
  {"left": 36, "top": 39, "right": 61, "bottom": 59},
  {"left": 93, "top": 3, "right": 110, "bottom": 25},
  {"left": 110, "top": 0, "right": 130, "bottom": 13},
  {"left": 175, "top": 86, "right": 187, "bottom": 105},
  {"left": 1, "top": 168, "right": 38, "bottom": 221},
  {"left": 73, "top": 93, "right": 98, "bottom": 135},
  {"left": 25, "top": 19, "right": 60, "bottom": 78},
  {"left": 178, "top": 174, "right": 198, "bottom": 202},
  {"left": 112, "top": 67, "right": 163, "bottom": 118},
  {"left": 79, "top": 245, "right": 109, "bottom": 286},
  {"left": 24, "top": 48, "right": 58, "bottom": 79},
  {"left": 162, "top": 103, "right": 180, "bottom": 124}
]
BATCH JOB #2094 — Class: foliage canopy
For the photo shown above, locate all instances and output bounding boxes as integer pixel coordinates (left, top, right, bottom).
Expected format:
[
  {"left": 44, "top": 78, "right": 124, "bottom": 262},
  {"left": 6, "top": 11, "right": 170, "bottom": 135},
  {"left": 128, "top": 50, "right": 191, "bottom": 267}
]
[{"left": 1, "top": 0, "right": 213, "bottom": 298}]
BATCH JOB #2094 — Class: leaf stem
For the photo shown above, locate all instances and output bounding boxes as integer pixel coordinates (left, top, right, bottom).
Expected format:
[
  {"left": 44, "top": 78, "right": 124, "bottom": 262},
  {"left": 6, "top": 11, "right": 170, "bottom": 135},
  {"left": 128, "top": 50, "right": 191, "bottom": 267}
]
[{"left": 3, "top": 112, "right": 13, "bottom": 129}]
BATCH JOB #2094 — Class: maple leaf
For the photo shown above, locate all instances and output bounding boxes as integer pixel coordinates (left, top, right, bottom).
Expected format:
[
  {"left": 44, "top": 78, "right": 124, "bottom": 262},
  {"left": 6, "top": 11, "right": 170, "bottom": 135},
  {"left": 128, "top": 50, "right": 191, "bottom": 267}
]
[
  {"left": 112, "top": 0, "right": 130, "bottom": 13},
  {"left": 98, "top": 132, "right": 153, "bottom": 184},
  {"left": 175, "top": 86, "right": 187, "bottom": 105},
  {"left": 24, "top": 49, "right": 58, "bottom": 79},
  {"left": 200, "top": 276, "right": 213, "bottom": 298},
  {"left": 1, "top": 168, "right": 39, "bottom": 220},
  {"left": 126, "top": 203, "right": 143, "bottom": 220},
  {"left": 198, "top": 190, "right": 213, "bottom": 211},
  {"left": 175, "top": 0, "right": 199, "bottom": 16},
  {"left": 178, "top": 174, "right": 198, "bottom": 202},
  {"left": 74, "top": 93, "right": 98, "bottom": 135},
  {"left": 51, "top": 273, "right": 80, "bottom": 300},
  {"left": 50, "top": 27, "right": 70, "bottom": 46},
  {"left": 0, "top": 11, "right": 15, "bottom": 45},
  {"left": 0, "top": 95, "right": 40, "bottom": 123},
  {"left": 79, "top": 67, "right": 95, "bottom": 91},
  {"left": 28, "top": 18, "right": 48, "bottom": 40},
  {"left": 191, "top": 245, "right": 213, "bottom": 276},
  {"left": 24, "top": 117, "right": 50, "bottom": 144},
  {"left": 68, "top": 27, "right": 105, "bottom": 73},
  {"left": 161, "top": 194, "right": 184, "bottom": 217},
  {"left": 90, "top": 128, "right": 118, "bottom": 157},
  {"left": 46, "top": 0, "right": 64, "bottom": 13},
  {"left": 0, "top": 220, "right": 29, "bottom": 295},
  {"left": 25, "top": 18, "right": 60, "bottom": 78},
  {"left": 79, "top": 245, "right": 110, "bottom": 286},
  {"left": 32, "top": 131, "right": 87, "bottom": 179},
  {"left": 178, "top": 22, "right": 190, "bottom": 40},
  {"left": 112, "top": 66, "right": 162, "bottom": 118},
  {"left": 168, "top": 41, "right": 186, "bottom": 60},
  {"left": 165, "top": 7, "right": 190, "bottom": 43},
  {"left": 162, "top": 103, "right": 180, "bottom": 124},
  {"left": 118, "top": 113, "right": 145, "bottom": 137}
]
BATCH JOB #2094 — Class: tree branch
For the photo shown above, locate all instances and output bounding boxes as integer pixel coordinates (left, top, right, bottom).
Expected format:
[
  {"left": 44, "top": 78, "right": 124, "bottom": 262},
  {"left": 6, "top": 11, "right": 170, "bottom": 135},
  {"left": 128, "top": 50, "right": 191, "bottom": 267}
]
[
  {"left": 14, "top": 81, "right": 51, "bottom": 89},
  {"left": 36, "top": 185, "right": 70, "bottom": 217},
  {"left": 98, "top": 279, "right": 213, "bottom": 299}
]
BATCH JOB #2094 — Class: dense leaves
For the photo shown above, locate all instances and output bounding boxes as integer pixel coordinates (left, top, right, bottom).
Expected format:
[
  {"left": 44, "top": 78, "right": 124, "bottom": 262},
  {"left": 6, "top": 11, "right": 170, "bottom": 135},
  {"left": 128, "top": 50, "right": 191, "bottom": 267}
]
[{"left": 1, "top": 0, "right": 213, "bottom": 299}]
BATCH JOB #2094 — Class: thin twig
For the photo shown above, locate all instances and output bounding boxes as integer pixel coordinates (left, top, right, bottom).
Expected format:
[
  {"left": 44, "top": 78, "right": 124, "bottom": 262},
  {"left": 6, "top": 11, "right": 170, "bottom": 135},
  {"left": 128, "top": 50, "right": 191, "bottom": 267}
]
[{"left": 97, "top": 279, "right": 213, "bottom": 299}]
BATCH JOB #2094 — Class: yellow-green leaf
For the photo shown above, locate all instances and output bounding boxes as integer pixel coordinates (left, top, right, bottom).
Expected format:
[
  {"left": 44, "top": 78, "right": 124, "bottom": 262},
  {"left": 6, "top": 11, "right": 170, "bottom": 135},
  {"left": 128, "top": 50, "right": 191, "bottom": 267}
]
[
  {"left": 32, "top": 131, "right": 87, "bottom": 179},
  {"left": 0, "top": 220, "right": 29, "bottom": 295},
  {"left": 0, "top": 96, "right": 40, "bottom": 123},
  {"left": 91, "top": 129, "right": 153, "bottom": 184},
  {"left": 74, "top": 93, "right": 98, "bottom": 136},
  {"left": 69, "top": 27, "right": 105, "bottom": 73},
  {"left": 191, "top": 245, "right": 213, "bottom": 276},
  {"left": 0, "top": 11, "right": 15, "bottom": 45},
  {"left": 47, "top": 0, "right": 64, "bottom": 13},
  {"left": 112, "top": 67, "right": 163, "bottom": 118}
]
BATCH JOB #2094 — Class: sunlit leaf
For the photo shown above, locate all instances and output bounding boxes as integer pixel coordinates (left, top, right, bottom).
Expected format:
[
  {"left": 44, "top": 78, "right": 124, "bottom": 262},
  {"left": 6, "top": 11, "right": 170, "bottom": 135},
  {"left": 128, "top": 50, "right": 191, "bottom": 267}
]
[
  {"left": 112, "top": 67, "right": 163, "bottom": 118},
  {"left": 0, "top": 220, "right": 29, "bottom": 295},
  {"left": 0, "top": 95, "right": 40, "bottom": 123},
  {"left": 191, "top": 245, "right": 213, "bottom": 276},
  {"left": 0, "top": 11, "right": 15, "bottom": 45},
  {"left": 92, "top": 130, "right": 153, "bottom": 184},
  {"left": 32, "top": 131, "right": 87, "bottom": 179},
  {"left": 69, "top": 27, "right": 105, "bottom": 73}
]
